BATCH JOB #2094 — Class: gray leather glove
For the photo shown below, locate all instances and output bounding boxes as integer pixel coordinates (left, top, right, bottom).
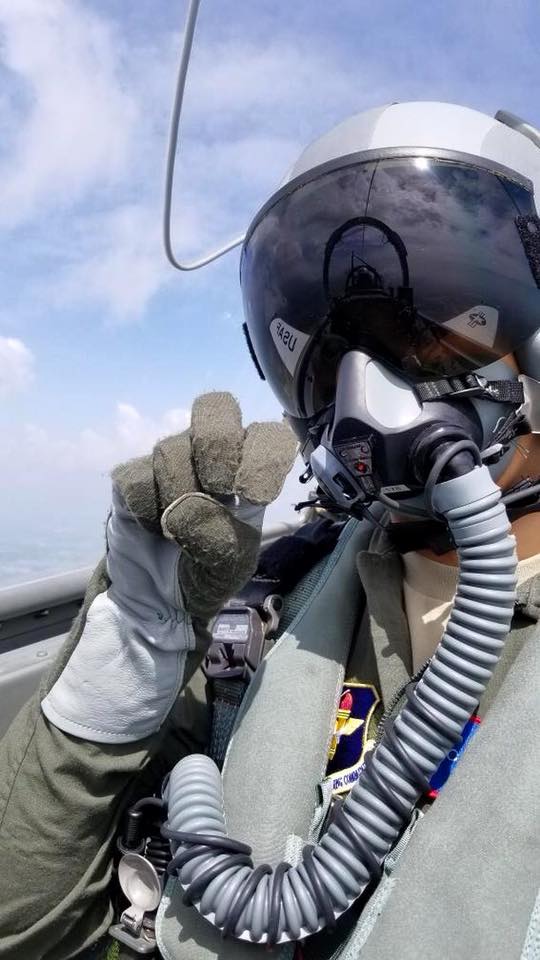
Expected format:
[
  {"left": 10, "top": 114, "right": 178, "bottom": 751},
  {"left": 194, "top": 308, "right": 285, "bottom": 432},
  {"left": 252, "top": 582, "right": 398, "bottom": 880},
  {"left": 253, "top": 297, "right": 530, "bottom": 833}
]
[{"left": 41, "top": 393, "right": 297, "bottom": 743}]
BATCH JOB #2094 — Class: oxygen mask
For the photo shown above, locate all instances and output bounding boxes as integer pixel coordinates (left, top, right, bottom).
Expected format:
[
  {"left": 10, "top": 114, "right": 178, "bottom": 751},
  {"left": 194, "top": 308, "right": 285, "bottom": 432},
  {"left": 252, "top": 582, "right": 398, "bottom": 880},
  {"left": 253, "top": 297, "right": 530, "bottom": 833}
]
[{"left": 310, "top": 349, "right": 488, "bottom": 519}]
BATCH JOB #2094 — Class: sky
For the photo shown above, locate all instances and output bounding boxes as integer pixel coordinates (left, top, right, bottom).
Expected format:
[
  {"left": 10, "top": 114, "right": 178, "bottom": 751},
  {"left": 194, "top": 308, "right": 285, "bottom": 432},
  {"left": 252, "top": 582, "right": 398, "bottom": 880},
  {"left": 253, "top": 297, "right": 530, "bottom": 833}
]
[{"left": 1, "top": 0, "right": 540, "bottom": 586}]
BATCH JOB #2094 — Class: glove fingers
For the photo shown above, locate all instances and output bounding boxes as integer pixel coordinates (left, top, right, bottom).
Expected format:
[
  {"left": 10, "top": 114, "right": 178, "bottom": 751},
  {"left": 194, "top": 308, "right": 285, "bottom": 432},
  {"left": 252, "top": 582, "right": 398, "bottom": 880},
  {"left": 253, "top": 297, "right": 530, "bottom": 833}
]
[
  {"left": 111, "top": 454, "right": 160, "bottom": 532},
  {"left": 163, "top": 493, "right": 259, "bottom": 618},
  {"left": 191, "top": 392, "right": 244, "bottom": 496},
  {"left": 235, "top": 421, "right": 297, "bottom": 505},
  {"left": 153, "top": 429, "right": 199, "bottom": 510}
]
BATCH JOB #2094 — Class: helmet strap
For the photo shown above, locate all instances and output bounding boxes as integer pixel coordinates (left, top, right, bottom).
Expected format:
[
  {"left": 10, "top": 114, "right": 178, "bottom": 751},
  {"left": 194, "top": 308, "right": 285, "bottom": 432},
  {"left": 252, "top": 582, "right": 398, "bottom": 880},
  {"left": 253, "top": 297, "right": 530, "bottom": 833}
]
[{"left": 416, "top": 373, "right": 524, "bottom": 404}]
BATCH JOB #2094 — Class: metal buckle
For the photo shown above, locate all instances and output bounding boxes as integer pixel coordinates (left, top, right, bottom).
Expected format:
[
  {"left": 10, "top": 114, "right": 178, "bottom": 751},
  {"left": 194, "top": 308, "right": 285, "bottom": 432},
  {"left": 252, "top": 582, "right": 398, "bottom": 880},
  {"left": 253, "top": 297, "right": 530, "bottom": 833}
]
[
  {"left": 450, "top": 373, "right": 489, "bottom": 397},
  {"left": 203, "top": 596, "right": 282, "bottom": 683}
]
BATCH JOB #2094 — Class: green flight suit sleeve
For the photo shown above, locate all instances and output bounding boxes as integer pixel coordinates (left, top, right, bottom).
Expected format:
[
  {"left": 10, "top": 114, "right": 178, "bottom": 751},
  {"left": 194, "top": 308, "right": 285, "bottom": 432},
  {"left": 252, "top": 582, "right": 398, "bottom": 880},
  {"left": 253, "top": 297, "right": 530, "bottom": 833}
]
[{"left": 0, "top": 558, "right": 211, "bottom": 960}]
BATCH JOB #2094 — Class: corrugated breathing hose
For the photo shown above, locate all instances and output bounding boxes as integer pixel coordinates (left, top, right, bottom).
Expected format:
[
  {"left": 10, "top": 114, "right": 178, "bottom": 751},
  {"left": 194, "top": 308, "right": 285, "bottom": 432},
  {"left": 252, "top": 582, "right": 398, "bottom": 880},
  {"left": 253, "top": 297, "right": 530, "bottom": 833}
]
[{"left": 162, "top": 460, "right": 517, "bottom": 944}]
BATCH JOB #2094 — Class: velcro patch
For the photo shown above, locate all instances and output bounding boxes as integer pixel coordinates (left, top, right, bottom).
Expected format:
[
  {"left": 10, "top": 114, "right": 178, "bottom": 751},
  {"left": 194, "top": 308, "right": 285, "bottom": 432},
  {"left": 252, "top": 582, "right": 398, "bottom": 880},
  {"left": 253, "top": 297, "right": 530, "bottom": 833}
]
[{"left": 324, "top": 682, "right": 380, "bottom": 796}]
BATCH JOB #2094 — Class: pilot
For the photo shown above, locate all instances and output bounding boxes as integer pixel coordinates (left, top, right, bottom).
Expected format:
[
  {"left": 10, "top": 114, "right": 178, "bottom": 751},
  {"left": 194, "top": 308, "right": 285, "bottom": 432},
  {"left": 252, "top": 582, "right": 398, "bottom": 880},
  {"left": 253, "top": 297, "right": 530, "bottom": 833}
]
[{"left": 0, "top": 101, "right": 539, "bottom": 960}]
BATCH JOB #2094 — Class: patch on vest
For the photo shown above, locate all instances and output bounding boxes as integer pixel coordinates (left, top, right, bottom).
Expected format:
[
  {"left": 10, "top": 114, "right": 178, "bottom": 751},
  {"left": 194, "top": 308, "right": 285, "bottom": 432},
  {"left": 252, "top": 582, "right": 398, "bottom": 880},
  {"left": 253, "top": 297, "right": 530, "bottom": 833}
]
[{"left": 324, "top": 682, "right": 380, "bottom": 796}]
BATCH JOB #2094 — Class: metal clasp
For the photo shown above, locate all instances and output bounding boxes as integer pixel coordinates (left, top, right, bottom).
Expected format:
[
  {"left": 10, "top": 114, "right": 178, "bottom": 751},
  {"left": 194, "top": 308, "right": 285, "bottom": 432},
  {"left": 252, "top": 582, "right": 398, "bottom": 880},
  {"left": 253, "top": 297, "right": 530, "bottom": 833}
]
[
  {"left": 262, "top": 593, "right": 283, "bottom": 638},
  {"left": 450, "top": 373, "right": 489, "bottom": 397}
]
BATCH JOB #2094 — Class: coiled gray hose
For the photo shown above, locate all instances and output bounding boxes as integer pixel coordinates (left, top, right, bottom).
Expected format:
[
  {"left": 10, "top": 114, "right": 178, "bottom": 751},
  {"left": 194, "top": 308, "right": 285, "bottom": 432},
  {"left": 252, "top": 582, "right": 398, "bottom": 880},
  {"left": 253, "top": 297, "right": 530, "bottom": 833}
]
[{"left": 163, "top": 465, "right": 517, "bottom": 944}]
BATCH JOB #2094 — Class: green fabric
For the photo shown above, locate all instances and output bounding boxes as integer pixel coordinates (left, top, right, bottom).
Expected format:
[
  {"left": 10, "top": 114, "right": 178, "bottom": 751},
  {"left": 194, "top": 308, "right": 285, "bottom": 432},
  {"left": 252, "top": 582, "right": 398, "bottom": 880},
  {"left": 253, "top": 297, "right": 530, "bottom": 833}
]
[
  {"left": 356, "top": 530, "right": 412, "bottom": 708},
  {"left": 302, "top": 532, "right": 540, "bottom": 960},
  {"left": 478, "top": 571, "right": 540, "bottom": 716},
  {"left": 0, "top": 595, "right": 210, "bottom": 960},
  {"left": 357, "top": 624, "right": 540, "bottom": 960},
  {"left": 208, "top": 678, "right": 246, "bottom": 769},
  {"left": 302, "top": 810, "right": 424, "bottom": 960},
  {"left": 277, "top": 554, "right": 334, "bottom": 633}
]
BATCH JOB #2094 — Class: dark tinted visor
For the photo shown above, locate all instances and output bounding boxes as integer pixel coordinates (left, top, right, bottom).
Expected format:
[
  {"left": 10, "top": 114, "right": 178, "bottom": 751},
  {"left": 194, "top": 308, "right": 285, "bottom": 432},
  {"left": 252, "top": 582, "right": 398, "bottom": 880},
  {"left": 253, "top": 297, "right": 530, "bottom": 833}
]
[{"left": 241, "top": 154, "right": 540, "bottom": 417}]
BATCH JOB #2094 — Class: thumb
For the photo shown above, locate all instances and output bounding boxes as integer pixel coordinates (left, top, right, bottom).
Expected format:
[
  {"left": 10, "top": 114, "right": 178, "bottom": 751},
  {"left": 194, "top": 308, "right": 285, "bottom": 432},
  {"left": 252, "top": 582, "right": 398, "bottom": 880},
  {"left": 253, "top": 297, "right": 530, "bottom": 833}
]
[{"left": 161, "top": 493, "right": 260, "bottom": 618}]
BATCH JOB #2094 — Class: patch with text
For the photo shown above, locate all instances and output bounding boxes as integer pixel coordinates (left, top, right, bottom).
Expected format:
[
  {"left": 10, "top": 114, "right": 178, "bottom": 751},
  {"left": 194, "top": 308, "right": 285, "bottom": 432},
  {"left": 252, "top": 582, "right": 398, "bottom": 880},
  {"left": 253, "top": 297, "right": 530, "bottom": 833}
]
[{"left": 324, "top": 682, "right": 380, "bottom": 796}]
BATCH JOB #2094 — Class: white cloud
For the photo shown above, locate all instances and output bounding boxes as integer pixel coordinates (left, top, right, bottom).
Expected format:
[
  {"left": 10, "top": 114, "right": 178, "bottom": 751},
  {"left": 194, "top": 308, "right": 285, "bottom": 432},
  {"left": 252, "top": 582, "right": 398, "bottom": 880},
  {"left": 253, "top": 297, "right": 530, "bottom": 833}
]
[
  {"left": 0, "top": 399, "right": 191, "bottom": 582},
  {"left": 186, "top": 38, "right": 361, "bottom": 130},
  {"left": 0, "top": 0, "right": 364, "bottom": 321},
  {"left": 53, "top": 203, "right": 171, "bottom": 321},
  {"left": 16, "top": 402, "right": 190, "bottom": 474},
  {"left": 0, "top": 0, "right": 137, "bottom": 228},
  {"left": 0, "top": 336, "right": 34, "bottom": 394}
]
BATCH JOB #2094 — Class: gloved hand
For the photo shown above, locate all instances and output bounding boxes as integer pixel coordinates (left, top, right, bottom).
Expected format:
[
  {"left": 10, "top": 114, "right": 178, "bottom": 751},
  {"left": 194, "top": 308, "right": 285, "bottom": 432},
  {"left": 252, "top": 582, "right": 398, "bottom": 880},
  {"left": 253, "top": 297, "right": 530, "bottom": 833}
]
[{"left": 41, "top": 393, "right": 297, "bottom": 744}]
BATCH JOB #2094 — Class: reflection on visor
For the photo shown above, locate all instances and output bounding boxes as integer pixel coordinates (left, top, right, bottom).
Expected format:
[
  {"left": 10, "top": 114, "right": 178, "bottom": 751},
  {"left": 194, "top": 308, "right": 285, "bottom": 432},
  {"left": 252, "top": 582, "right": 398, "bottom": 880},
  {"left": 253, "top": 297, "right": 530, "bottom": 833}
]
[
  {"left": 241, "top": 155, "right": 540, "bottom": 417},
  {"left": 312, "top": 213, "right": 498, "bottom": 403}
]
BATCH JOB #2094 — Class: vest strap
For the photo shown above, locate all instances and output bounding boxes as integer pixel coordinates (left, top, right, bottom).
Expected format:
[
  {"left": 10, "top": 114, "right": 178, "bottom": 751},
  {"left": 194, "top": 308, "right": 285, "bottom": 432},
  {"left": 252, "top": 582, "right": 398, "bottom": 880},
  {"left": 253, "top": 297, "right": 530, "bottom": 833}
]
[{"left": 205, "top": 519, "right": 346, "bottom": 769}]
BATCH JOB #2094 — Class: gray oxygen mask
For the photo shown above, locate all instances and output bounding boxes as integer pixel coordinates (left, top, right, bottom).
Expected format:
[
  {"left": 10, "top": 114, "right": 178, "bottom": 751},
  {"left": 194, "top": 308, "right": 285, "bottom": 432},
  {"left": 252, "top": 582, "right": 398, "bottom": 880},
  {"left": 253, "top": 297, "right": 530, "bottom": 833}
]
[{"left": 310, "top": 349, "right": 484, "bottom": 517}]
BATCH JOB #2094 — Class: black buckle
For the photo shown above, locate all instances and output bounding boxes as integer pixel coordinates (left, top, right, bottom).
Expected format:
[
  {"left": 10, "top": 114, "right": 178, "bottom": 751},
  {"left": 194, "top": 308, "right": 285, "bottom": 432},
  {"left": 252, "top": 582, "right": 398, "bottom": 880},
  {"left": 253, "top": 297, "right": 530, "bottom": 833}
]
[{"left": 202, "top": 598, "right": 281, "bottom": 683}]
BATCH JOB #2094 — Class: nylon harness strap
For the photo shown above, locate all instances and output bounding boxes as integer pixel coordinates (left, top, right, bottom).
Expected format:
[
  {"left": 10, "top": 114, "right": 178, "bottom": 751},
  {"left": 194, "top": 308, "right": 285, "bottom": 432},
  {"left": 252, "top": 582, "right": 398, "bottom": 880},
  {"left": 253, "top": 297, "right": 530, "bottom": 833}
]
[
  {"left": 206, "top": 519, "right": 346, "bottom": 769},
  {"left": 210, "top": 678, "right": 250, "bottom": 770},
  {"left": 416, "top": 374, "right": 524, "bottom": 405}
]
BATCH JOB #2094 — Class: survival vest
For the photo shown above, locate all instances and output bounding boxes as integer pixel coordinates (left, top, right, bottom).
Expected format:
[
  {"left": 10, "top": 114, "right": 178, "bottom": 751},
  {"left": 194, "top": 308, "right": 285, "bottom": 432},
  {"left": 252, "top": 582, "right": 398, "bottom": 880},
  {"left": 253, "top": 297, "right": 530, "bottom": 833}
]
[{"left": 152, "top": 517, "right": 540, "bottom": 960}]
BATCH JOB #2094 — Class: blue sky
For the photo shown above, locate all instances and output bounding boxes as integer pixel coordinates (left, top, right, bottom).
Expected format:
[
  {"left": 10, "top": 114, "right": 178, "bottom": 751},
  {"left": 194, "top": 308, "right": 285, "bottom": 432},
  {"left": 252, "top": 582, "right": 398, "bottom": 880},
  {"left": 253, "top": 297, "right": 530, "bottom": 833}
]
[{"left": 1, "top": 0, "right": 540, "bottom": 584}]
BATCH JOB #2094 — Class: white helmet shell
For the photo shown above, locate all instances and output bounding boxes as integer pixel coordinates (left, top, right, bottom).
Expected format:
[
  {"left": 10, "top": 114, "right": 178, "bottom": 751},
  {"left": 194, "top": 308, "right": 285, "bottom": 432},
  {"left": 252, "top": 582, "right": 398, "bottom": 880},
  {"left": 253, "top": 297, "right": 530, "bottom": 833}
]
[{"left": 284, "top": 101, "right": 540, "bottom": 199}]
